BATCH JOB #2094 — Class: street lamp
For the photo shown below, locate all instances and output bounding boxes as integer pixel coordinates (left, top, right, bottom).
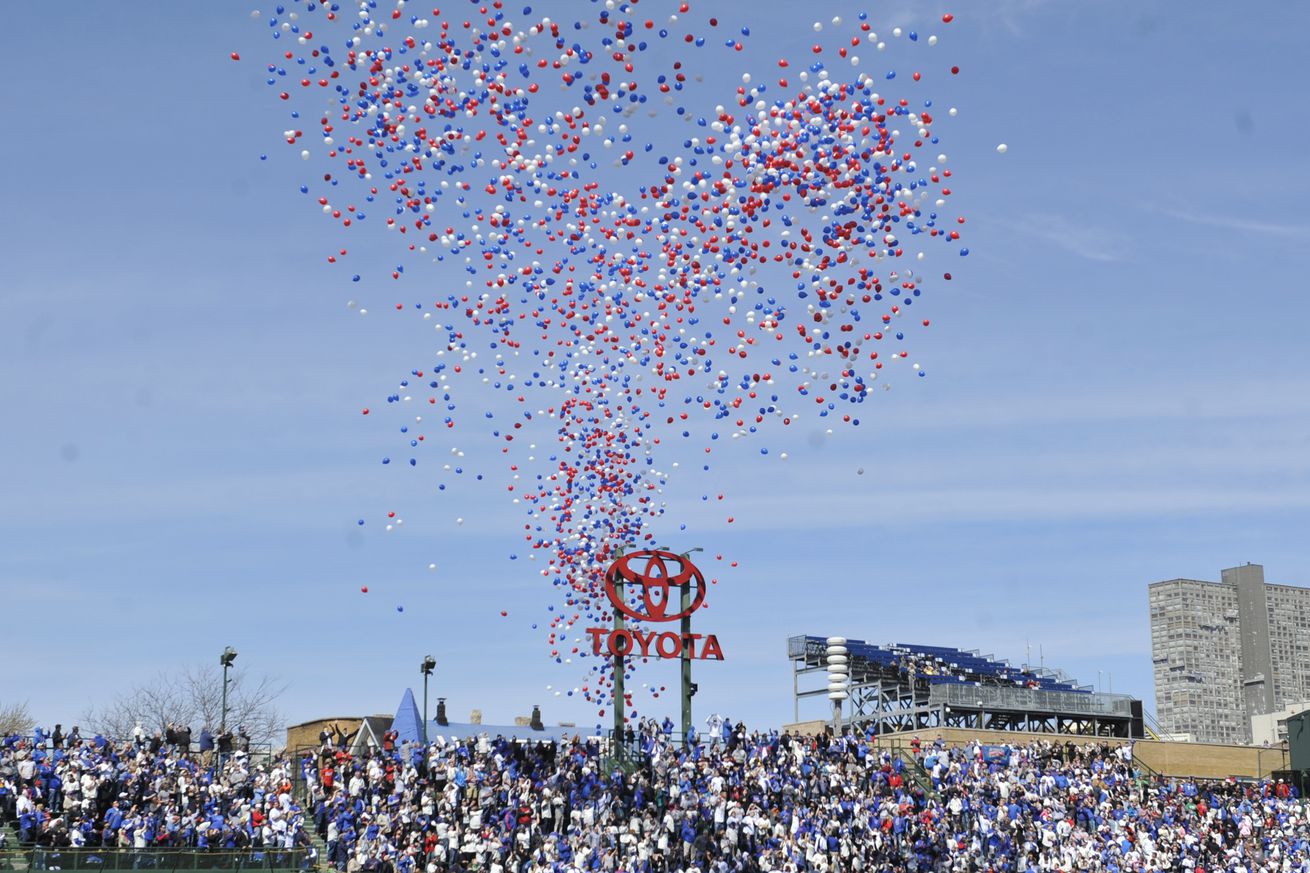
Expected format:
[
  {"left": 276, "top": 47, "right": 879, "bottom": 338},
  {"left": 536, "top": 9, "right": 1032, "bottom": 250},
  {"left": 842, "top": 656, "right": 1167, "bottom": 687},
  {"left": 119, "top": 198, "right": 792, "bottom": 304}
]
[
  {"left": 219, "top": 647, "right": 238, "bottom": 733},
  {"left": 420, "top": 656, "right": 437, "bottom": 745}
]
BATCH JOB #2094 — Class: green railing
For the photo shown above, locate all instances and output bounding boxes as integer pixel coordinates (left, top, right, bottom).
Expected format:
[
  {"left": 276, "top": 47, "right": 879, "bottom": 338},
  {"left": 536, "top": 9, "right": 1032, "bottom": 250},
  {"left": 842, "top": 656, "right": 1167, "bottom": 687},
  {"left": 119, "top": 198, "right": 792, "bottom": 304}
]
[
  {"left": 868, "top": 738, "right": 937, "bottom": 798},
  {"left": 901, "top": 752, "right": 937, "bottom": 798},
  {"left": 8, "top": 848, "right": 309, "bottom": 872}
]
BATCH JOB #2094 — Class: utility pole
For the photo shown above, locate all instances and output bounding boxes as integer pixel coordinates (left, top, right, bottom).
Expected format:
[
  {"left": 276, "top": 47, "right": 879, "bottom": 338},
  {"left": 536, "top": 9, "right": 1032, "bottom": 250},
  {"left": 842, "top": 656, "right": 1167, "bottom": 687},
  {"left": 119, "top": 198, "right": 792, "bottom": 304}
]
[{"left": 420, "top": 656, "right": 437, "bottom": 746}]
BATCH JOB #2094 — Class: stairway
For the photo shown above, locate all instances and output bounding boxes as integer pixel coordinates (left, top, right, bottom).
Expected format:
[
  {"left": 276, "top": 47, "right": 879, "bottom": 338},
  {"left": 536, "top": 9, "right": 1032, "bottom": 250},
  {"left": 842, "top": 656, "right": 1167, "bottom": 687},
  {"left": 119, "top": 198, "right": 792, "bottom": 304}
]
[
  {"left": 1141, "top": 708, "right": 1166, "bottom": 741},
  {"left": 1, "top": 821, "right": 28, "bottom": 871},
  {"left": 292, "top": 766, "right": 331, "bottom": 871},
  {"left": 305, "top": 830, "right": 331, "bottom": 871},
  {"left": 898, "top": 750, "right": 938, "bottom": 798}
]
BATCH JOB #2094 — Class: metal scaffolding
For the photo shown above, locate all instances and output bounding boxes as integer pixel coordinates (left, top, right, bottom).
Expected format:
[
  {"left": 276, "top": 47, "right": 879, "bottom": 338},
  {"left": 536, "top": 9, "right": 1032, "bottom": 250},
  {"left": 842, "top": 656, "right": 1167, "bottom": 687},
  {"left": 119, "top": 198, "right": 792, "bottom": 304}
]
[{"left": 789, "top": 635, "right": 1142, "bottom": 738}]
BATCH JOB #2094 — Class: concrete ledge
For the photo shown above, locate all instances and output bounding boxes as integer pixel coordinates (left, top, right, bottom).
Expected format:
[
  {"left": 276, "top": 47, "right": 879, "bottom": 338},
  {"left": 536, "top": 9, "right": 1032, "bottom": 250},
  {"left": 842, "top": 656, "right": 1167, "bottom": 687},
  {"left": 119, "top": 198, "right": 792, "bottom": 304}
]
[{"left": 783, "top": 723, "right": 1290, "bottom": 779}]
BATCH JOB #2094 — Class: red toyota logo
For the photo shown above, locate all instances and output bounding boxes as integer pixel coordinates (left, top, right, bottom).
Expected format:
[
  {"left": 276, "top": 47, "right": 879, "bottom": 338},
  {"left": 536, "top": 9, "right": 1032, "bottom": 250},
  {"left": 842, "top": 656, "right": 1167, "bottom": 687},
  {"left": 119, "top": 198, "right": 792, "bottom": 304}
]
[{"left": 604, "top": 550, "right": 706, "bottom": 622}]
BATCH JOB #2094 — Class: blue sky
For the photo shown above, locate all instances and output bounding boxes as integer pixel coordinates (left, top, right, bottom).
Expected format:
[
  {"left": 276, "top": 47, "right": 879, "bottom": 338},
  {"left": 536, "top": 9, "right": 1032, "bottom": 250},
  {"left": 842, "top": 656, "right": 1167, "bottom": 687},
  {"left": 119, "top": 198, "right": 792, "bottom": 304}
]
[{"left": 3, "top": 0, "right": 1310, "bottom": 734}]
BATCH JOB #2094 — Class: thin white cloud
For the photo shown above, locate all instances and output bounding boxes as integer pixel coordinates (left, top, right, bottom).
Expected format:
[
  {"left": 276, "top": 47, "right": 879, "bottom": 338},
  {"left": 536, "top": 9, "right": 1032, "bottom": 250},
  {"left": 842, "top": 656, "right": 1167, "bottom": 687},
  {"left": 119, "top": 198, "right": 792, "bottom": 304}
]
[
  {"left": 685, "top": 484, "right": 1310, "bottom": 530},
  {"left": 1009, "top": 212, "right": 1131, "bottom": 262},
  {"left": 887, "top": 378, "right": 1310, "bottom": 430},
  {"left": 1160, "top": 207, "right": 1310, "bottom": 240},
  {"left": 994, "top": 0, "right": 1059, "bottom": 35},
  {"left": 11, "top": 374, "right": 1309, "bottom": 530}
]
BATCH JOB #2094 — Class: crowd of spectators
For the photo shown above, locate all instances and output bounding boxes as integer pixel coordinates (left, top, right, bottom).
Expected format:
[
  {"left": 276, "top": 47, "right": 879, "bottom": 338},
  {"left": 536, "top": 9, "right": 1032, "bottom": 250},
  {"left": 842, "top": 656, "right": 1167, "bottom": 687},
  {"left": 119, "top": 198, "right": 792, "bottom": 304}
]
[
  {"left": 888, "top": 652, "right": 1044, "bottom": 691},
  {"left": 297, "top": 718, "right": 1310, "bottom": 873},
  {"left": 0, "top": 723, "right": 308, "bottom": 857},
  {"left": 7, "top": 717, "right": 1310, "bottom": 872}
]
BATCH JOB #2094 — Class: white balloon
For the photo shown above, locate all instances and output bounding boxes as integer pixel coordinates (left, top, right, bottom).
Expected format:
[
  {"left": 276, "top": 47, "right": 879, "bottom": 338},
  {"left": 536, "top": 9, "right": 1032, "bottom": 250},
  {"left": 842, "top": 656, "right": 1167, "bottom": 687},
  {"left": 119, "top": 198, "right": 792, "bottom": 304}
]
[{"left": 996, "top": 143, "right": 1009, "bottom": 154}]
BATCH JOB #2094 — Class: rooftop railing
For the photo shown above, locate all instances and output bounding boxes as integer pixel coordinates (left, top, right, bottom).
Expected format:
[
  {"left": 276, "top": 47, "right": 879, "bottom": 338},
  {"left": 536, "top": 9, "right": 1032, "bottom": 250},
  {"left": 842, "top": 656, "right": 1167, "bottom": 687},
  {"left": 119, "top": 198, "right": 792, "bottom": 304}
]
[{"left": 2, "top": 847, "right": 311, "bottom": 872}]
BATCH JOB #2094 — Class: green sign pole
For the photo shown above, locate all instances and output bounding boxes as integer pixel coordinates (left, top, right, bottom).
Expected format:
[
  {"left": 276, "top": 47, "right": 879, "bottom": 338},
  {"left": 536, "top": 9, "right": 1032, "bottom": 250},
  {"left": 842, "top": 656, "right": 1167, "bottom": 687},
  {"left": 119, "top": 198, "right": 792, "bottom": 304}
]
[
  {"left": 612, "top": 572, "right": 625, "bottom": 760},
  {"left": 677, "top": 548, "right": 703, "bottom": 747},
  {"left": 680, "top": 583, "right": 692, "bottom": 745}
]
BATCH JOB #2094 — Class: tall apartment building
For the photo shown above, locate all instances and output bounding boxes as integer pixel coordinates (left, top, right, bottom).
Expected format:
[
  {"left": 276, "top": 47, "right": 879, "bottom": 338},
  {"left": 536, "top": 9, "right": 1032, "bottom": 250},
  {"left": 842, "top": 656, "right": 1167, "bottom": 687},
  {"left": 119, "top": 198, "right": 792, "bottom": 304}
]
[{"left": 1149, "top": 564, "right": 1310, "bottom": 745}]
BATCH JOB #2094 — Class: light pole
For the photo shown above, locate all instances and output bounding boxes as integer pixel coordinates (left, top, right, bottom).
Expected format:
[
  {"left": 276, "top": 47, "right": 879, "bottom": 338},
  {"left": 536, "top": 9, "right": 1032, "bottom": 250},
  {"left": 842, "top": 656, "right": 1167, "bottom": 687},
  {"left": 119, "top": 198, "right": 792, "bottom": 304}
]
[
  {"left": 420, "top": 656, "right": 437, "bottom": 745},
  {"left": 219, "top": 647, "right": 238, "bottom": 733},
  {"left": 826, "top": 638, "right": 849, "bottom": 737}
]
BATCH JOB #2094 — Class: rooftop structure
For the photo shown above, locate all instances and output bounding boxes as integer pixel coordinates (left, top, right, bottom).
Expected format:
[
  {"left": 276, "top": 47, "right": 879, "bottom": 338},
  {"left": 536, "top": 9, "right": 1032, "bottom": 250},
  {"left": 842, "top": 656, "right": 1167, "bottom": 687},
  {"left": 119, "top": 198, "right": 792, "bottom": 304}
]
[{"left": 789, "top": 635, "right": 1142, "bottom": 738}]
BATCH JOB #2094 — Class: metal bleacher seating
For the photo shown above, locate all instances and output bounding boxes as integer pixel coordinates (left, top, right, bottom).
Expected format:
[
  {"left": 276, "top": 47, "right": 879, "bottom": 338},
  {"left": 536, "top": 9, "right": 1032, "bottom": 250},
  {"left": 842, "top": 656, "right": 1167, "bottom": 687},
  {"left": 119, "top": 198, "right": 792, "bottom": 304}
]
[{"left": 812, "top": 636, "right": 1089, "bottom": 694}]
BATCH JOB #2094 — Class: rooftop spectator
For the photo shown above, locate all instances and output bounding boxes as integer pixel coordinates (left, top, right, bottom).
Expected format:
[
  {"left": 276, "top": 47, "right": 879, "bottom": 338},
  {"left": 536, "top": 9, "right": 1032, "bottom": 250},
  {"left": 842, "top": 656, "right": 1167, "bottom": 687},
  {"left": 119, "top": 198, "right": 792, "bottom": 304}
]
[
  {"left": 0, "top": 730, "right": 308, "bottom": 855},
  {"left": 294, "top": 719, "right": 1307, "bottom": 873},
  {"left": 8, "top": 718, "right": 1306, "bottom": 872}
]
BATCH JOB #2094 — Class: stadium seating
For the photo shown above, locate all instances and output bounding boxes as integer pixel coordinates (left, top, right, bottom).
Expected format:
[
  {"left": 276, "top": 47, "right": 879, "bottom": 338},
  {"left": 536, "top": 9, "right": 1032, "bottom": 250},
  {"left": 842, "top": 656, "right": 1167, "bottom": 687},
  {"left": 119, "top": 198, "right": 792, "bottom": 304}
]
[{"left": 801, "top": 635, "right": 1090, "bottom": 693}]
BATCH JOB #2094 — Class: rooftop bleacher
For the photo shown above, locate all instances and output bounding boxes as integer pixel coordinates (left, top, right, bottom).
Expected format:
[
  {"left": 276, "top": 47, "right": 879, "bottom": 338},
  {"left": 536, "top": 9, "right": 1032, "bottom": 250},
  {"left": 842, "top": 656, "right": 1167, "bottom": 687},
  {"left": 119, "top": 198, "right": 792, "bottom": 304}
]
[{"left": 802, "top": 635, "right": 1090, "bottom": 693}]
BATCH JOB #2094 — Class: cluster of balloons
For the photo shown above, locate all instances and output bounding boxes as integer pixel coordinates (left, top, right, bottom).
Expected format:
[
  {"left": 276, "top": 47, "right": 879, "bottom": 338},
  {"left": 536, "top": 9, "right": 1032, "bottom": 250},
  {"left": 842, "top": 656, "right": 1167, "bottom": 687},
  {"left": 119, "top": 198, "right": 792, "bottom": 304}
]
[{"left": 241, "top": 0, "right": 971, "bottom": 719}]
